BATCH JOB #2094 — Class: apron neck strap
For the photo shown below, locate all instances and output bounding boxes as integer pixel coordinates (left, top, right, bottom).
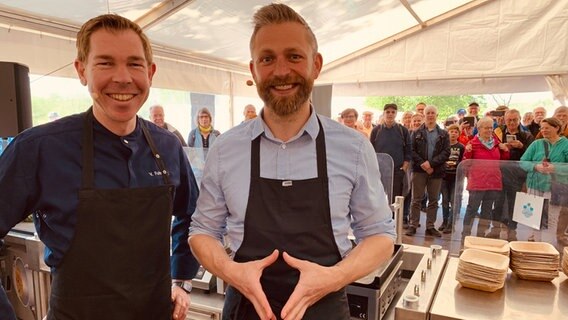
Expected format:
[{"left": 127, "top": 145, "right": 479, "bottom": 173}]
[
  {"left": 81, "top": 108, "right": 171, "bottom": 188},
  {"left": 251, "top": 116, "right": 327, "bottom": 179}
]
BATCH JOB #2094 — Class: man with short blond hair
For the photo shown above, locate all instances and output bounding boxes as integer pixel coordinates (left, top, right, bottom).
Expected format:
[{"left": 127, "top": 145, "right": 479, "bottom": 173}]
[{"left": 189, "top": 4, "right": 395, "bottom": 319}]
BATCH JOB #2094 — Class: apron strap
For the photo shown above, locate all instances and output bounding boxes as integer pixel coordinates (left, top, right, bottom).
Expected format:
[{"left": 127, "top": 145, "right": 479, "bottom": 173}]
[
  {"left": 82, "top": 109, "right": 95, "bottom": 189},
  {"left": 81, "top": 108, "right": 171, "bottom": 188},
  {"left": 250, "top": 115, "right": 327, "bottom": 179},
  {"left": 139, "top": 120, "right": 171, "bottom": 185}
]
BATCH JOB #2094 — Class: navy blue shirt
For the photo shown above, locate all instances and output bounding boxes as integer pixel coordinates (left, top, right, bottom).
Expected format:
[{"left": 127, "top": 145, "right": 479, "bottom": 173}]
[
  {"left": 370, "top": 123, "right": 412, "bottom": 169},
  {"left": 0, "top": 111, "right": 199, "bottom": 280}
]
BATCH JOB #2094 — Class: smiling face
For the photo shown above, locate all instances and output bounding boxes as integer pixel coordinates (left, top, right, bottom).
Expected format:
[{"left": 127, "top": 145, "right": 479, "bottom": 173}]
[
  {"left": 75, "top": 28, "right": 155, "bottom": 134},
  {"left": 411, "top": 115, "right": 424, "bottom": 130},
  {"left": 341, "top": 111, "right": 357, "bottom": 128},
  {"left": 540, "top": 121, "right": 559, "bottom": 140},
  {"left": 250, "top": 22, "right": 322, "bottom": 117},
  {"left": 149, "top": 106, "right": 165, "bottom": 128}
]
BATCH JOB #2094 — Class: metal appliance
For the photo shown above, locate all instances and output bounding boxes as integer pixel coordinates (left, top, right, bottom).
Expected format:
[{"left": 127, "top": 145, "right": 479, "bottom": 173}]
[
  {"left": 347, "top": 244, "right": 403, "bottom": 320},
  {"left": 1, "top": 222, "right": 51, "bottom": 320},
  {"left": 192, "top": 265, "right": 216, "bottom": 292}
]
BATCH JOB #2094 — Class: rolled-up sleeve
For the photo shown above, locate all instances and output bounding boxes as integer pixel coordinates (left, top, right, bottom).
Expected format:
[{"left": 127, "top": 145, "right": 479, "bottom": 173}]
[{"left": 350, "top": 140, "right": 397, "bottom": 243}]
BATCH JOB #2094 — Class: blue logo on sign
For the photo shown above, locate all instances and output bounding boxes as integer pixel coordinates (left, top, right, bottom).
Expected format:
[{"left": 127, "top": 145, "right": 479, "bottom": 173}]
[{"left": 522, "top": 203, "right": 534, "bottom": 218}]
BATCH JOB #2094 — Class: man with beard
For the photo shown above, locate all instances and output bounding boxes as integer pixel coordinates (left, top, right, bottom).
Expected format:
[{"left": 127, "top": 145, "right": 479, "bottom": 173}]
[{"left": 189, "top": 3, "right": 395, "bottom": 320}]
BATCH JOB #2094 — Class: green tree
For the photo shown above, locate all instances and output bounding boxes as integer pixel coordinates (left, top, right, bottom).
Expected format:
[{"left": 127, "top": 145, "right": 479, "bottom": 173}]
[{"left": 365, "top": 95, "right": 486, "bottom": 120}]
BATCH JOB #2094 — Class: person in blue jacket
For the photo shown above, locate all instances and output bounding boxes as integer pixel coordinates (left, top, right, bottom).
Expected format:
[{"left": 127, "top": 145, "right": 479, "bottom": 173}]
[{"left": 0, "top": 14, "right": 199, "bottom": 320}]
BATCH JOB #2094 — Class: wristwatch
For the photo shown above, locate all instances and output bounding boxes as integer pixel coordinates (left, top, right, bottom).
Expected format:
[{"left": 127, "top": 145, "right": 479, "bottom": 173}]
[{"left": 172, "top": 280, "right": 192, "bottom": 294}]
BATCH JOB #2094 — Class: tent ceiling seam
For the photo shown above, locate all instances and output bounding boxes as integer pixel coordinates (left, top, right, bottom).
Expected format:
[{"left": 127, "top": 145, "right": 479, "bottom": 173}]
[{"left": 322, "top": 0, "right": 496, "bottom": 73}]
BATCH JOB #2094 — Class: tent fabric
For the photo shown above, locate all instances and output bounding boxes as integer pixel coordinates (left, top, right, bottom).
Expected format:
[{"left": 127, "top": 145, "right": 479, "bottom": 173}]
[
  {"left": 318, "top": 0, "right": 568, "bottom": 96},
  {"left": 0, "top": 0, "right": 566, "bottom": 98},
  {"left": 546, "top": 75, "right": 568, "bottom": 105}
]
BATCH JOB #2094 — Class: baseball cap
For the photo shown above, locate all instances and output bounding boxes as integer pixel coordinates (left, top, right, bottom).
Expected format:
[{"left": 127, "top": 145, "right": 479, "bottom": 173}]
[
  {"left": 457, "top": 109, "right": 466, "bottom": 115},
  {"left": 384, "top": 103, "right": 397, "bottom": 111}
]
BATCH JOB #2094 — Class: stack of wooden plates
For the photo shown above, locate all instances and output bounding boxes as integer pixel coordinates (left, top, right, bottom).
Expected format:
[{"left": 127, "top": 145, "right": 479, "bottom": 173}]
[
  {"left": 509, "top": 241, "right": 559, "bottom": 281},
  {"left": 562, "top": 247, "right": 568, "bottom": 275},
  {"left": 456, "top": 248, "right": 509, "bottom": 292},
  {"left": 464, "top": 236, "right": 510, "bottom": 256}
]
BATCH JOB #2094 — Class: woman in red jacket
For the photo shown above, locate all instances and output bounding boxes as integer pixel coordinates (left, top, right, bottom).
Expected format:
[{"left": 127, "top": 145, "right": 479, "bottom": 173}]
[{"left": 461, "top": 117, "right": 510, "bottom": 238}]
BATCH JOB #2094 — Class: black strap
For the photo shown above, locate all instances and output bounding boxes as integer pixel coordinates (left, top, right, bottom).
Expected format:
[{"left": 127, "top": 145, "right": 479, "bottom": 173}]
[
  {"left": 140, "top": 120, "right": 170, "bottom": 185},
  {"left": 251, "top": 116, "right": 327, "bottom": 179},
  {"left": 81, "top": 108, "right": 170, "bottom": 188},
  {"left": 542, "top": 140, "right": 559, "bottom": 182},
  {"left": 82, "top": 110, "right": 95, "bottom": 188}
]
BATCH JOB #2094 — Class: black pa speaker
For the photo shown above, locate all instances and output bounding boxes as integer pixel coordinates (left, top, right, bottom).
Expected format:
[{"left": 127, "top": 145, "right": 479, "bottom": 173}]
[{"left": 0, "top": 62, "right": 32, "bottom": 136}]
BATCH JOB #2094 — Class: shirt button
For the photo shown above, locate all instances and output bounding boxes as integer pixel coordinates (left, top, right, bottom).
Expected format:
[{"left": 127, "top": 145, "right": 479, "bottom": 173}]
[
  {"left": 123, "top": 139, "right": 129, "bottom": 144},
  {"left": 281, "top": 144, "right": 286, "bottom": 149}
]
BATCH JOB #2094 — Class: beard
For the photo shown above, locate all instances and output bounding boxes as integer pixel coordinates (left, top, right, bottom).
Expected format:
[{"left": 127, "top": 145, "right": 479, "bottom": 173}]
[{"left": 257, "top": 74, "right": 313, "bottom": 117}]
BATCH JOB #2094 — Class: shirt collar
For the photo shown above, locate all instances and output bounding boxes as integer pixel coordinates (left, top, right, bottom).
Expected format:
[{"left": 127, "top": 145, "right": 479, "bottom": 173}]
[{"left": 249, "top": 105, "right": 319, "bottom": 142}]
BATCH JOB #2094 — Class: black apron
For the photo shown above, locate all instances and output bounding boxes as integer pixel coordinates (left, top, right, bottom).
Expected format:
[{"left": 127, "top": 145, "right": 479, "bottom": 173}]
[
  {"left": 223, "top": 118, "right": 350, "bottom": 320},
  {"left": 47, "top": 109, "right": 174, "bottom": 320}
]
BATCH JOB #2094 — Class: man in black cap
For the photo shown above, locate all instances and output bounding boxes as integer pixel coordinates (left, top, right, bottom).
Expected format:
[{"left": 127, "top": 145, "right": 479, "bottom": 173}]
[{"left": 370, "top": 103, "right": 412, "bottom": 207}]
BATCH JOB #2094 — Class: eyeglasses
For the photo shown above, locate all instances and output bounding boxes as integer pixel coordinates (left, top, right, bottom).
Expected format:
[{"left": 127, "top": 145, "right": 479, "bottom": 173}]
[
  {"left": 198, "top": 115, "right": 210, "bottom": 119},
  {"left": 343, "top": 115, "right": 357, "bottom": 119}
]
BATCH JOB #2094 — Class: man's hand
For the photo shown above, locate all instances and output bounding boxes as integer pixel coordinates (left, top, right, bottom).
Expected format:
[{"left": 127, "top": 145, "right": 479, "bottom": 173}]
[
  {"left": 420, "top": 161, "right": 432, "bottom": 171},
  {"left": 507, "top": 140, "right": 523, "bottom": 149},
  {"left": 227, "top": 250, "right": 279, "bottom": 320},
  {"left": 280, "top": 252, "right": 342, "bottom": 320},
  {"left": 498, "top": 143, "right": 509, "bottom": 152},
  {"left": 171, "top": 285, "right": 190, "bottom": 320},
  {"left": 401, "top": 161, "right": 410, "bottom": 172}
]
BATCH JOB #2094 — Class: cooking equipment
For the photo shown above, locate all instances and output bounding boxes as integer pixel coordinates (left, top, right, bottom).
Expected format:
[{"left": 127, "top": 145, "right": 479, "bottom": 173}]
[
  {"left": 1, "top": 222, "right": 51, "bottom": 320},
  {"left": 347, "top": 244, "right": 403, "bottom": 320}
]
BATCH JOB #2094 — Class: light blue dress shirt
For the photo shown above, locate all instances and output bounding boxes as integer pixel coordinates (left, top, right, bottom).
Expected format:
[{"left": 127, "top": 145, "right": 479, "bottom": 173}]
[{"left": 189, "top": 108, "right": 396, "bottom": 257}]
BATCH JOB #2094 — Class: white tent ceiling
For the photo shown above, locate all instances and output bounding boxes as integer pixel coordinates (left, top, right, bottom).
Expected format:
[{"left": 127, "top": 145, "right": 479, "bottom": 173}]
[{"left": 1, "top": 0, "right": 567, "bottom": 98}]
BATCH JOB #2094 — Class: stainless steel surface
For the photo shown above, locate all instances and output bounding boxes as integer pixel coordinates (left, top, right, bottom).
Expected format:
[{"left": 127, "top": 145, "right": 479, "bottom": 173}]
[
  {"left": 395, "top": 245, "right": 449, "bottom": 320},
  {"left": 347, "top": 260, "right": 403, "bottom": 320},
  {"left": 348, "top": 244, "right": 404, "bottom": 319},
  {"left": 187, "top": 289, "right": 224, "bottom": 320},
  {"left": 2, "top": 222, "right": 51, "bottom": 320},
  {"left": 192, "top": 265, "right": 216, "bottom": 292},
  {"left": 430, "top": 257, "right": 568, "bottom": 320},
  {"left": 393, "top": 196, "right": 405, "bottom": 245}
]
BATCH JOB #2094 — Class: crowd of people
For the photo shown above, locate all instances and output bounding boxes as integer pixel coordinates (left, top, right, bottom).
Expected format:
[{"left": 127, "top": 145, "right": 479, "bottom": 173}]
[
  {"left": 151, "top": 97, "right": 568, "bottom": 246},
  {"left": 341, "top": 102, "right": 568, "bottom": 247}
]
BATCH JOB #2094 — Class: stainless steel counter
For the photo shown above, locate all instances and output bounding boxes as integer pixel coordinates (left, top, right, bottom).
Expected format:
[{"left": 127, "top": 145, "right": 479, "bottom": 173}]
[
  {"left": 430, "top": 257, "right": 568, "bottom": 320},
  {"left": 187, "top": 289, "right": 224, "bottom": 320}
]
